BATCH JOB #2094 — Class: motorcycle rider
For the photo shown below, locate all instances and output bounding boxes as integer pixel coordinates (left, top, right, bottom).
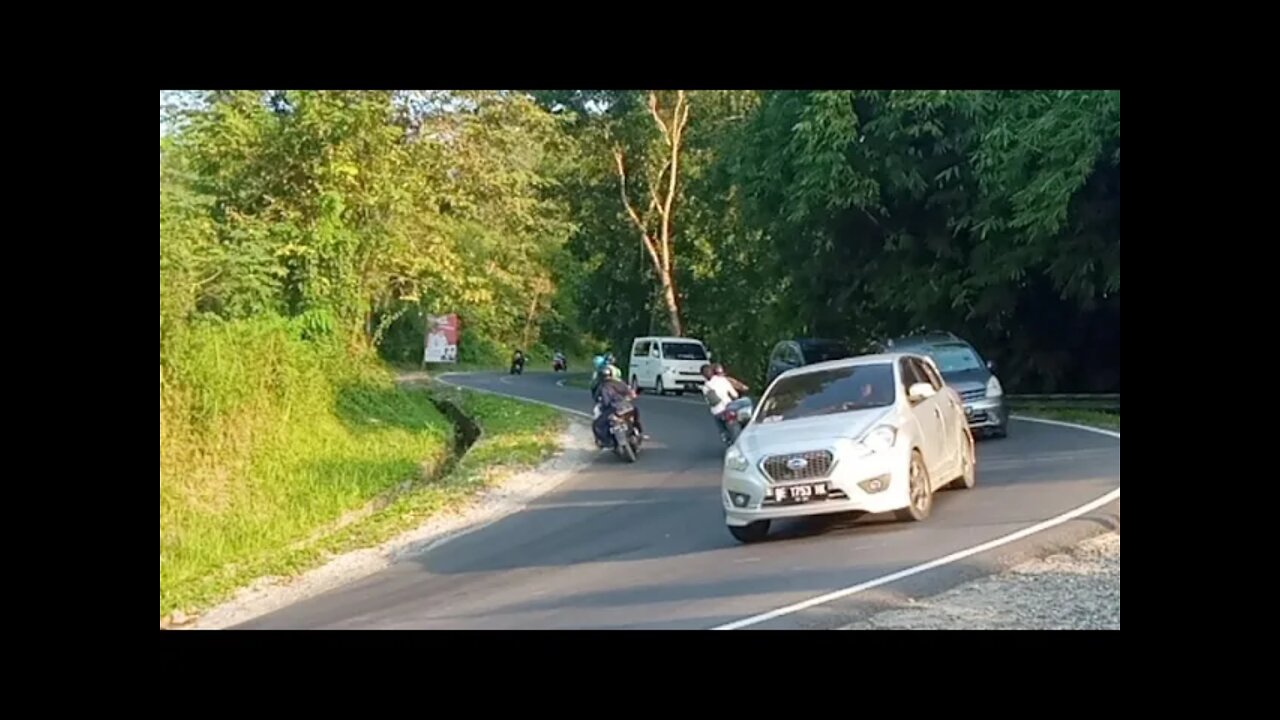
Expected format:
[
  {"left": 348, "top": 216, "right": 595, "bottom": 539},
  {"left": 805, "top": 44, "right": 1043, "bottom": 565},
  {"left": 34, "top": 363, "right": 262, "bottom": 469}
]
[
  {"left": 701, "top": 363, "right": 751, "bottom": 441},
  {"left": 592, "top": 365, "right": 645, "bottom": 446},
  {"left": 553, "top": 349, "right": 567, "bottom": 371},
  {"left": 589, "top": 352, "right": 623, "bottom": 403}
]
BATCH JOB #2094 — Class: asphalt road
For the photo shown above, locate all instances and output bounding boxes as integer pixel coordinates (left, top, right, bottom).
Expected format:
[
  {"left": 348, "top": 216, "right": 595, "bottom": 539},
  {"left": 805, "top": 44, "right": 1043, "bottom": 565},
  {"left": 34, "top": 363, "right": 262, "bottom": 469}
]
[{"left": 238, "top": 371, "right": 1120, "bottom": 630}]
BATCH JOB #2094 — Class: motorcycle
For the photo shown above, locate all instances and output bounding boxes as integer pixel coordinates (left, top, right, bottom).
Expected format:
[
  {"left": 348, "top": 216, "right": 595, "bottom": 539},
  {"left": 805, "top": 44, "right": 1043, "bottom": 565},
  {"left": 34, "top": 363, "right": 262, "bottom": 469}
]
[
  {"left": 510, "top": 352, "right": 525, "bottom": 375},
  {"left": 553, "top": 356, "right": 567, "bottom": 372},
  {"left": 718, "top": 397, "right": 754, "bottom": 445},
  {"left": 606, "top": 402, "right": 643, "bottom": 462}
]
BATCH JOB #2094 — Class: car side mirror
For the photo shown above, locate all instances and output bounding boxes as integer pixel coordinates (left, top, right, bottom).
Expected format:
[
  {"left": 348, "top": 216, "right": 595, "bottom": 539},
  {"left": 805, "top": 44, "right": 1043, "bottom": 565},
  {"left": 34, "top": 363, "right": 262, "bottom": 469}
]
[{"left": 908, "top": 382, "right": 937, "bottom": 403}]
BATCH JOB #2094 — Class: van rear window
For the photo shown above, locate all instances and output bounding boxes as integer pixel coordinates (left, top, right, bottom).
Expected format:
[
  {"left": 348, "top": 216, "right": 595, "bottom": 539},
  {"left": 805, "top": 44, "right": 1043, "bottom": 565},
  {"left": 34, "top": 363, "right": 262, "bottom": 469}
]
[{"left": 661, "top": 342, "right": 707, "bottom": 361}]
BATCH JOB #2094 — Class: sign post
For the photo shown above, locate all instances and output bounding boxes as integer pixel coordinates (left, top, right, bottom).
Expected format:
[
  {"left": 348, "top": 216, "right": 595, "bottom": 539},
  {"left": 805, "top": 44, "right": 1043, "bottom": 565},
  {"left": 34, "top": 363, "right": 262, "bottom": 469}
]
[{"left": 423, "top": 313, "right": 459, "bottom": 365}]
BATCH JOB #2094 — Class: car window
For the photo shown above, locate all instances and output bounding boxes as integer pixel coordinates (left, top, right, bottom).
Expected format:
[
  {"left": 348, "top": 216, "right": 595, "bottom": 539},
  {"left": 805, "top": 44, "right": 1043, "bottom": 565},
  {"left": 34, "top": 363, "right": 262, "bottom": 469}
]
[
  {"left": 925, "top": 343, "right": 983, "bottom": 373},
  {"left": 757, "top": 363, "right": 896, "bottom": 424},
  {"left": 633, "top": 341, "right": 649, "bottom": 356},
  {"left": 899, "top": 357, "right": 928, "bottom": 393},
  {"left": 784, "top": 344, "right": 803, "bottom": 365},
  {"left": 661, "top": 342, "right": 707, "bottom": 361},
  {"left": 916, "top": 357, "right": 944, "bottom": 391},
  {"left": 770, "top": 343, "right": 786, "bottom": 365},
  {"left": 800, "top": 342, "right": 851, "bottom": 364}
]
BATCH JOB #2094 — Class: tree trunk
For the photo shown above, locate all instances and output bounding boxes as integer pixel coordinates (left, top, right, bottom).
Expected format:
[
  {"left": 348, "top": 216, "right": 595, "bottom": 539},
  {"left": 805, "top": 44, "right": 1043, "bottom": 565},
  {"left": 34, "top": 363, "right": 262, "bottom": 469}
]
[
  {"left": 661, "top": 270, "right": 683, "bottom": 336},
  {"left": 522, "top": 291, "right": 540, "bottom": 349},
  {"left": 612, "top": 90, "right": 691, "bottom": 337}
]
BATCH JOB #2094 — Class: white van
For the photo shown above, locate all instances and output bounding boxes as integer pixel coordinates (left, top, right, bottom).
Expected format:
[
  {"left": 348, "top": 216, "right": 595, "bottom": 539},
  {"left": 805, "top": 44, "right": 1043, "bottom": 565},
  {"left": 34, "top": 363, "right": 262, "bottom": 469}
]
[{"left": 629, "top": 336, "right": 711, "bottom": 395}]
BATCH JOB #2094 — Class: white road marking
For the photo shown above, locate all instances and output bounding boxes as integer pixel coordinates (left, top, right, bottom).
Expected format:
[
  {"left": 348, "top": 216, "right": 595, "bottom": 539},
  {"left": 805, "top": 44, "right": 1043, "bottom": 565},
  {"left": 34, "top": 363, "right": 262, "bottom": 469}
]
[
  {"left": 435, "top": 373, "right": 593, "bottom": 419},
  {"left": 1010, "top": 413, "right": 1120, "bottom": 439},
  {"left": 712, "top": 418, "right": 1119, "bottom": 630}
]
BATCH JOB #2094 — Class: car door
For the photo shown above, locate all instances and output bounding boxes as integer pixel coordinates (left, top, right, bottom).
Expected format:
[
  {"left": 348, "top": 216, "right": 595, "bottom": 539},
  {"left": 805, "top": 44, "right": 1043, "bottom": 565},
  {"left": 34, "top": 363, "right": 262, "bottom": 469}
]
[
  {"left": 915, "top": 356, "right": 960, "bottom": 474},
  {"left": 900, "top": 357, "right": 945, "bottom": 483},
  {"left": 649, "top": 341, "right": 664, "bottom": 388},
  {"left": 630, "top": 340, "right": 649, "bottom": 387},
  {"left": 766, "top": 343, "right": 787, "bottom": 383},
  {"left": 778, "top": 342, "right": 803, "bottom": 377}
]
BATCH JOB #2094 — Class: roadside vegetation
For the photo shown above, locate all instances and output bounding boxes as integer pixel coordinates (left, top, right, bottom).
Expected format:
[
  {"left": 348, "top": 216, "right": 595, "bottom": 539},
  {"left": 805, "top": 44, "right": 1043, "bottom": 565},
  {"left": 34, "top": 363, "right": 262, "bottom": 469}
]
[{"left": 1015, "top": 406, "right": 1120, "bottom": 431}]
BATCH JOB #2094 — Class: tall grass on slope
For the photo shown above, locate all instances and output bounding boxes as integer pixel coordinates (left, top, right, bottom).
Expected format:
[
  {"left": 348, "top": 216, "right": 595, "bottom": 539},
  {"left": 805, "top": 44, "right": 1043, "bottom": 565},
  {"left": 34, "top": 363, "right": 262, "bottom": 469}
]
[{"left": 159, "top": 317, "right": 452, "bottom": 617}]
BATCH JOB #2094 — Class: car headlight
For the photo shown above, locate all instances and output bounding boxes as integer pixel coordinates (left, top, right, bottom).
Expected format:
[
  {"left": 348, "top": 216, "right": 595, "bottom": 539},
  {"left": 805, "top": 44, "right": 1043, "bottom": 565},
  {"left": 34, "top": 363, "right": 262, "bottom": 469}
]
[
  {"left": 724, "top": 446, "right": 749, "bottom": 472},
  {"left": 986, "top": 375, "right": 1004, "bottom": 398},
  {"left": 860, "top": 425, "right": 897, "bottom": 453}
]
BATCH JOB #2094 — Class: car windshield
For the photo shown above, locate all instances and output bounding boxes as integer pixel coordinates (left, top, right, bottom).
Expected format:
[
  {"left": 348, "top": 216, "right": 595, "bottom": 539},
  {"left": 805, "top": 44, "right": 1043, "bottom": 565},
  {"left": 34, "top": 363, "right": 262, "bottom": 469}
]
[
  {"left": 926, "top": 344, "right": 983, "bottom": 373},
  {"left": 757, "top": 363, "right": 896, "bottom": 423},
  {"left": 801, "top": 342, "right": 850, "bottom": 363},
  {"left": 662, "top": 342, "right": 707, "bottom": 361}
]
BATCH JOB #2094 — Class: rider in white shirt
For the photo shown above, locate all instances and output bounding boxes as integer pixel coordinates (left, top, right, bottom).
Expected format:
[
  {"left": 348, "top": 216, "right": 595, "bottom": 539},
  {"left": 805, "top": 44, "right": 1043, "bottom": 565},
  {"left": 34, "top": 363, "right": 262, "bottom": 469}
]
[{"left": 701, "top": 363, "right": 750, "bottom": 438}]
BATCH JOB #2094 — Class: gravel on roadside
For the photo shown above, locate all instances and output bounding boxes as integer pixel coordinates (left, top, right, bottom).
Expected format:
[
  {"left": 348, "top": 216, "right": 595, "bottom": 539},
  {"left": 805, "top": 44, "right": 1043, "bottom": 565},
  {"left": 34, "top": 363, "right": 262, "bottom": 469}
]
[{"left": 843, "top": 531, "right": 1120, "bottom": 630}]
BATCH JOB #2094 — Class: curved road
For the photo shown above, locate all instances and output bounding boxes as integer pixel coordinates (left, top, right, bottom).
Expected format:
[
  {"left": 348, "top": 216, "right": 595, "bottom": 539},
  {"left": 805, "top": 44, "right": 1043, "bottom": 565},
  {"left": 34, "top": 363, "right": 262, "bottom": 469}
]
[{"left": 239, "top": 371, "right": 1120, "bottom": 630}]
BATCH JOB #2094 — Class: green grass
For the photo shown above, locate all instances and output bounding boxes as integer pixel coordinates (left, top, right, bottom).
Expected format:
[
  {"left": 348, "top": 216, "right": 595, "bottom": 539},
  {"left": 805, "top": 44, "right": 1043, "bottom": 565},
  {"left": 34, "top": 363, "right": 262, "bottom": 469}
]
[
  {"left": 160, "top": 320, "right": 565, "bottom": 621},
  {"left": 312, "top": 381, "right": 565, "bottom": 559},
  {"left": 1015, "top": 406, "right": 1120, "bottom": 431}
]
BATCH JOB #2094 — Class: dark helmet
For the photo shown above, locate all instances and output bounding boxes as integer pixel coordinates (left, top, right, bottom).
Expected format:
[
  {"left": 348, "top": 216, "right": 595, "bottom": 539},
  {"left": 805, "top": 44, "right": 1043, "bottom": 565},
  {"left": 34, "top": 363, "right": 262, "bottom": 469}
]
[{"left": 601, "top": 365, "right": 616, "bottom": 379}]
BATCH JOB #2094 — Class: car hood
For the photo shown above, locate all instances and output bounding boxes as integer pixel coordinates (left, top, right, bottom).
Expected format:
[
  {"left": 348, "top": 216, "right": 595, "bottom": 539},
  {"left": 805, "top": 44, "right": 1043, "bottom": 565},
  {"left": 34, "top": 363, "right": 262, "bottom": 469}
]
[
  {"left": 739, "top": 406, "right": 895, "bottom": 457},
  {"left": 941, "top": 367, "right": 989, "bottom": 393}
]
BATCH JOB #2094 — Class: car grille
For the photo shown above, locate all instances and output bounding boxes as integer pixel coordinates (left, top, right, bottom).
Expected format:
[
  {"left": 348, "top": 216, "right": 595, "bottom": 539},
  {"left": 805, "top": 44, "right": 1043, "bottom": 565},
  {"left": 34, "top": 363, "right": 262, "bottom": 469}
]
[
  {"left": 761, "top": 451, "right": 834, "bottom": 482},
  {"left": 959, "top": 387, "right": 986, "bottom": 402}
]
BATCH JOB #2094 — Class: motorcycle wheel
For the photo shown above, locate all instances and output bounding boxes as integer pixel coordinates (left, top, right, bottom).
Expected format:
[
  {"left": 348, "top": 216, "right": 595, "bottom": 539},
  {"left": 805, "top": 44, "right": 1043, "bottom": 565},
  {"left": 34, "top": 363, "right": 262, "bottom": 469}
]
[
  {"left": 613, "top": 428, "right": 637, "bottom": 462},
  {"left": 726, "top": 421, "right": 742, "bottom": 443}
]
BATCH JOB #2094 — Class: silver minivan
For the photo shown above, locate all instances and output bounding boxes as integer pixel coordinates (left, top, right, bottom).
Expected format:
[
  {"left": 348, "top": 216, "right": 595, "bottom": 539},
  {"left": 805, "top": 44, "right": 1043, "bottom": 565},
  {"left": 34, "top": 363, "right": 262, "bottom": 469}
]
[{"left": 884, "top": 332, "right": 1009, "bottom": 438}]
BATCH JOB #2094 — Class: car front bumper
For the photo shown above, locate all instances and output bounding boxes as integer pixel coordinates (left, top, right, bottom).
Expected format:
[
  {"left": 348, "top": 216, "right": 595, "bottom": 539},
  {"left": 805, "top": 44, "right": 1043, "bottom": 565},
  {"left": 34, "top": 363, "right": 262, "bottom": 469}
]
[
  {"left": 662, "top": 369, "right": 705, "bottom": 392},
  {"left": 722, "top": 446, "right": 911, "bottom": 527},
  {"left": 963, "top": 396, "right": 1008, "bottom": 431}
]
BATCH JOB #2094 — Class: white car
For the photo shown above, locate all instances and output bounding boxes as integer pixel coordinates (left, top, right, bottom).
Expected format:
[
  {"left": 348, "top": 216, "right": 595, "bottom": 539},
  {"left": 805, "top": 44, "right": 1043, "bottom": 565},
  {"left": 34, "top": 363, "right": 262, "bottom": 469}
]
[
  {"left": 628, "top": 336, "right": 711, "bottom": 396},
  {"left": 721, "top": 353, "right": 976, "bottom": 543}
]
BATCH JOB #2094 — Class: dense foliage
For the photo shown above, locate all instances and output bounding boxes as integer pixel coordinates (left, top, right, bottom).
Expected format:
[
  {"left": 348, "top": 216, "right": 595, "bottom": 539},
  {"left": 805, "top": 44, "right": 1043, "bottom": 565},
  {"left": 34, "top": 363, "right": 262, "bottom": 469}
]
[
  {"left": 545, "top": 90, "right": 1119, "bottom": 392},
  {"left": 163, "top": 88, "right": 1118, "bottom": 393},
  {"left": 159, "top": 91, "right": 581, "bottom": 616}
]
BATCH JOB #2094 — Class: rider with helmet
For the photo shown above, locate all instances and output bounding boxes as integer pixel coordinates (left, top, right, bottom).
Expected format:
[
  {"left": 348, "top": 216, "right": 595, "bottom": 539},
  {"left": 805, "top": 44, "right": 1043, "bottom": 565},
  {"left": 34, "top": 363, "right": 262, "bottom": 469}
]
[
  {"left": 701, "top": 363, "right": 751, "bottom": 441},
  {"left": 592, "top": 365, "right": 645, "bottom": 446},
  {"left": 590, "top": 352, "right": 623, "bottom": 403}
]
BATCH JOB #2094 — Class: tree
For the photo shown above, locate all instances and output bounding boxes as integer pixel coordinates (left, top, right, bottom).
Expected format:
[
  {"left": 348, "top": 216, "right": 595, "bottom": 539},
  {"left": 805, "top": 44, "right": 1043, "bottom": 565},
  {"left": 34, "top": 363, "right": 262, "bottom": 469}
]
[{"left": 611, "top": 90, "right": 692, "bottom": 336}]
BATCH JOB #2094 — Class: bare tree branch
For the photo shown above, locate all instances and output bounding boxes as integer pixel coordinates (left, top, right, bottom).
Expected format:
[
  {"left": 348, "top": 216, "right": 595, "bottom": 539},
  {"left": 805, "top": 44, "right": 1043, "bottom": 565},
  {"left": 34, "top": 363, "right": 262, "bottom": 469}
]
[
  {"left": 660, "top": 91, "right": 688, "bottom": 276},
  {"left": 647, "top": 92, "right": 670, "bottom": 142},
  {"left": 613, "top": 146, "right": 664, "bottom": 273}
]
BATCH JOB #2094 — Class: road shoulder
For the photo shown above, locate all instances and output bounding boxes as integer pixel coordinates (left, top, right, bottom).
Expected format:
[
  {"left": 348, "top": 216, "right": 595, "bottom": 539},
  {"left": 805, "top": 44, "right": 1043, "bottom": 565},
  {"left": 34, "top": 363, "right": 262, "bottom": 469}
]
[{"left": 842, "top": 530, "right": 1119, "bottom": 629}]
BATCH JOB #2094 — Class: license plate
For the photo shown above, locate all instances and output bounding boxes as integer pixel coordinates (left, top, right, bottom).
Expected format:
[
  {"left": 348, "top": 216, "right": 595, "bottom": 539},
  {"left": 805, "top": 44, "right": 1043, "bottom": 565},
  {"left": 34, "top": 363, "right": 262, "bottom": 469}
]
[{"left": 771, "top": 482, "right": 829, "bottom": 504}]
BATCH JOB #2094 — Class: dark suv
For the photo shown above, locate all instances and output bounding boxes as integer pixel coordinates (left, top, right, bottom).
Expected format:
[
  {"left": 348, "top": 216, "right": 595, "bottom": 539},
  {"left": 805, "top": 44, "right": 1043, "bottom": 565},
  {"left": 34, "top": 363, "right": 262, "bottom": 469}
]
[
  {"left": 765, "top": 338, "right": 852, "bottom": 384},
  {"left": 883, "top": 332, "right": 1009, "bottom": 438}
]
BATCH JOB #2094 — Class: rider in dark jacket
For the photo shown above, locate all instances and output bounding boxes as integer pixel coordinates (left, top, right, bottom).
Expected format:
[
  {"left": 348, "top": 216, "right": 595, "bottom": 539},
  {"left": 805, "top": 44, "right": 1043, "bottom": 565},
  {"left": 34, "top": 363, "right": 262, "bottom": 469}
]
[{"left": 593, "top": 366, "right": 646, "bottom": 445}]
